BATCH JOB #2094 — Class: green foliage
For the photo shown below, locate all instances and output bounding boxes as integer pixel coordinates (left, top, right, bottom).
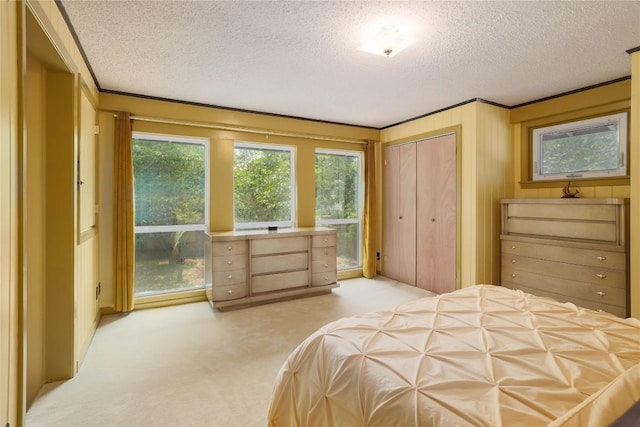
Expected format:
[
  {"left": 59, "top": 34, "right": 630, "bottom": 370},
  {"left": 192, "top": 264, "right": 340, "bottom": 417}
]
[
  {"left": 132, "top": 138, "right": 205, "bottom": 226},
  {"left": 315, "top": 153, "right": 358, "bottom": 220},
  {"left": 234, "top": 147, "right": 292, "bottom": 223},
  {"left": 541, "top": 132, "right": 618, "bottom": 175}
]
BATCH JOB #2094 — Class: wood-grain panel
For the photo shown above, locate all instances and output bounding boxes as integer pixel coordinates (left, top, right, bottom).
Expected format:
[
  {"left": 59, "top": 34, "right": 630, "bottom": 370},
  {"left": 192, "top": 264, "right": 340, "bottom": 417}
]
[
  {"left": 212, "top": 253, "right": 247, "bottom": 271},
  {"left": 506, "top": 218, "right": 617, "bottom": 242},
  {"left": 211, "top": 282, "right": 247, "bottom": 301},
  {"left": 251, "top": 252, "right": 308, "bottom": 275},
  {"left": 212, "top": 241, "right": 247, "bottom": 256},
  {"left": 501, "top": 239, "right": 625, "bottom": 270},
  {"left": 251, "top": 236, "right": 308, "bottom": 255},
  {"left": 383, "top": 143, "right": 416, "bottom": 285},
  {"left": 311, "top": 234, "right": 336, "bottom": 247},
  {"left": 252, "top": 270, "right": 310, "bottom": 293},
  {"left": 416, "top": 134, "right": 456, "bottom": 293},
  {"left": 501, "top": 254, "right": 625, "bottom": 288},
  {"left": 502, "top": 282, "right": 625, "bottom": 318},
  {"left": 311, "top": 271, "right": 338, "bottom": 286},
  {"left": 507, "top": 203, "right": 617, "bottom": 222},
  {"left": 500, "top": 199, "right": 629, "bottom": 317}
]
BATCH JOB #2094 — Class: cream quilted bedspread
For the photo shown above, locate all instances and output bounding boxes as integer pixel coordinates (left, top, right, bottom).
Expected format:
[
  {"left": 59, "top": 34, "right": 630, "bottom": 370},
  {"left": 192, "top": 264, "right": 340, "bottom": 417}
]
[{"left": 268, "top": 285, "right": 640, "bottom": 427}]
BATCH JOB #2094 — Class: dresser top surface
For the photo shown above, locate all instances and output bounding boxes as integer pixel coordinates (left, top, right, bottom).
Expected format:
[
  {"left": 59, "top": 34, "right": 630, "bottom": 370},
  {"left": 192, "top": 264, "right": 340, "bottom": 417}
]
[
  {"left": 209, "top": 227, "right": 336, "bottom": 241},
  {"left": 501, "top": 198, "right": 629, "bottom": 205}
]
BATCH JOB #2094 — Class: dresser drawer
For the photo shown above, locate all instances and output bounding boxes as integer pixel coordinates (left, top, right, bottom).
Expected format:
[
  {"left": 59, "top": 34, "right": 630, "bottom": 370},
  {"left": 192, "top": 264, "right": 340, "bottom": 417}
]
[
  {"left": 312, "top": 234, "right": 337, "bottom": 248},
  {"left": 251, "top": 270, "right": 309, "bottom": 293},
  {"left": 251, "top": 252, "right": 308, "bottom": 275},
  {"left": 502, "top": 282, "right": 625, "bottom": 318},
  {"left": 506, "top": 203, "right": 617, "bottom": 222},
  {"left": 212, "top": 254, "right": 247, "bottom": 271},
  {"left": 311, "top": 271, "right": 337, "bottom": 286},
  {"left": 212, "top": 241, "right": 248, "bottom": 257},
  {"left": 211, "top": 282, "right": 247, "bottom": 301},
  {"left": 501, "top": 240, "right": 625, "bottom": 270},
  {"left": 502, "top": 268, "right": 626, "bottom": 307},
  {"left": 251, "top": 236, "right": 308, "bottom": 255},
  {"left": 212, "top": 269, "right": 246, "bottom": 287},
  {"left": 312, "top": 259, "right": 336, "bottom": 273},
  {"left": 311, "top": 246, "right": 336, "bottom": 262},
  {"left": 502, "top": 254, "right": 625, "bottom": 288},
  {"left": 505, "top": 218, "right": 617, "bottom": 243}
]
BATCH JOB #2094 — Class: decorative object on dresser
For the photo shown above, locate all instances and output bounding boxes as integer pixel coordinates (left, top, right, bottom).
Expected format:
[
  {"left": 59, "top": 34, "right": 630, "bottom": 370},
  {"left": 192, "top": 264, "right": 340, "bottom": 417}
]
[
  {"left": 205, "top": 227, "right": 338, "bottom": 311},
  {"left": 500, "top": 198, "right": 629, "bottom": 317}
]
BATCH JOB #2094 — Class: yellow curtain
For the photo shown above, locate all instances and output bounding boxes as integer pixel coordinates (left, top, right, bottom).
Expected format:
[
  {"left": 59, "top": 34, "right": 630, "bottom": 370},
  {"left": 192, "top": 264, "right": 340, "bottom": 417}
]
[
  {"left": 113, "top": 112, "right": 135, "bottom": 312},
  {"left": 362, "top": 141, "right": 377, "bottom": 278}
]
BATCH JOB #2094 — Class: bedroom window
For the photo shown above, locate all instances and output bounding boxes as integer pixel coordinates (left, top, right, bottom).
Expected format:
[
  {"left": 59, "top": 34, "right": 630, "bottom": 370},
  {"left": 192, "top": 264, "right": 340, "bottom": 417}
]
[
  {"left": 315, "top": 149, "right": 363, "bottom": 270},
  {"left": 234, "top": 143, "right": 295, "bottom": 230},
  {"left": 132, "top": 133, "right": 208, "bottom": 297},
  {"left": 532, "top": 112, "right": 628, "bottom": 181}
]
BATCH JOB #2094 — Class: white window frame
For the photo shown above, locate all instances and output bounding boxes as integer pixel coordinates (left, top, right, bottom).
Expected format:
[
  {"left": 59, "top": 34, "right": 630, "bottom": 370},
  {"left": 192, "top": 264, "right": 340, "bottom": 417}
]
[
  {"left": 315, "top": 148, "right": 364, "bottom": 269},
  {"left": 233, "top": 142, "right": 296, "bottom": 230},
  {"left": 532, "top": 112, "right": 628, "bottom": 181},
  {"left": 132, "top": 132, "right": 210, "bottom": 235}
]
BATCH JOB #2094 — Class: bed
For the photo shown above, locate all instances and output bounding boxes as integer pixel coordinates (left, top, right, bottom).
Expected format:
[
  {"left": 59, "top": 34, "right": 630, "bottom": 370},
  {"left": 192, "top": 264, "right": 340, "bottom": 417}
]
[{"left": 267, "top": 285, "right": 640, "bottom": 426}]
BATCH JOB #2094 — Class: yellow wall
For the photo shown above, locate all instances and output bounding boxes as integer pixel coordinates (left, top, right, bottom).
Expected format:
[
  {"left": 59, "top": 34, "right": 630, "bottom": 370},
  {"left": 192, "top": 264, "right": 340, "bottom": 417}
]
[
  {"left": 630, "top": 52, "right": 639, "bottom": 318},
  {"left": 97, "top": 93, "right": 376, "bottom": 310},
  {"left": 380, "top": 101, "right": 513, "bottom": 288},
  {"left": 510, "top": 79, "right": 631, "bottom": 198},
  {"left": 1, "top": 2, "right": 20, "bottom": 426},
  {"left": 25, "top": 50, "right": 46, "bottom": 408}
]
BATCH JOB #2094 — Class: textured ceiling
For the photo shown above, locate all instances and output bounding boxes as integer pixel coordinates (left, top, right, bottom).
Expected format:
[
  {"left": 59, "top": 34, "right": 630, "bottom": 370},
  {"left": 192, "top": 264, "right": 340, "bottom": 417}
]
[{"left": 59, "top": 1, "right": 640, "bottom": 129}]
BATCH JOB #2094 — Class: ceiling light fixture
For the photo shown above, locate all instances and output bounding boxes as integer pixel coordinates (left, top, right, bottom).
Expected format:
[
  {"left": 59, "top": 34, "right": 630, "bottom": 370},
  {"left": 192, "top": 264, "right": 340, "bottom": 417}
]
[{"left": 359, "top": 25, "right": 414, "bottom": 58}]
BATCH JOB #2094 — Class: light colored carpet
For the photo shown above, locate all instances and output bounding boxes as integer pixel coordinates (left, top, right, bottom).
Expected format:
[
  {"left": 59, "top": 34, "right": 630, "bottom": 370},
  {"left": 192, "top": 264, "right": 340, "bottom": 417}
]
[{"left": 26, "top": 276, "right": 434, "bottom": 427}]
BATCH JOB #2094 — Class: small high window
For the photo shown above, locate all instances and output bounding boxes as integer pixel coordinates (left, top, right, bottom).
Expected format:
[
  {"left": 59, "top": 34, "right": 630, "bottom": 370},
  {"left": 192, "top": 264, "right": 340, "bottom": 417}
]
[{"left": 532, "top": 112, "right": 628, "bottom": 181}]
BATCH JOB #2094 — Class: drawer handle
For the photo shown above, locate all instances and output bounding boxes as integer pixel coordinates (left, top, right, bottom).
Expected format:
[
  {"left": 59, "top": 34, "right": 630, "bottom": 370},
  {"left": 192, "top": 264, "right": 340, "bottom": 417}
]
[
  {"left": 227, "top": 275, "right": 233, "bottom": 280},
  {"left": 596, "top": 274, "right": 607, "bottom": 279},
  {"left": 511, "top": 273, "right": 516, "bottom": 278},
  {"left": 596, "top": 291, "right": 607, "bottom": 297},
  {"left": 511, "top": 259, "right": 516, "bottom": 264},
  {"left": 227, "top": 245, "right": 233, "bottom": 251},
  {"left": 511, "top": 245, "right": 516, "bottom": 250},
  {"left": 596, "top": 256, "right": 606, "bottom": 261},
  {"left": 323, "top": 238, "right": 328, "bottom": 242},
  {"left": 324, "top": 263, "right": 328, "bottom": 268},
  {"left": 227, "top": 260, "right": 233, "bottom": 265},
  {"left": 597, "top": 309, "right": 604, "bottom": 312},
  {"left": 227, "top": 290, "right": 233, "bottom": 294}
]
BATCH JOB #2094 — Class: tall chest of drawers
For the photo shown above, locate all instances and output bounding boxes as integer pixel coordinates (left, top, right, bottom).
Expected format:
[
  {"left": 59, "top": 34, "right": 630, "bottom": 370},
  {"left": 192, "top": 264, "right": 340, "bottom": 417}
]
[
  {"left": 500, "top": 198, "right": 630, "bottom": 317},
  {"left": 205, "top": 227, "right": 338, "bottom": 310}
]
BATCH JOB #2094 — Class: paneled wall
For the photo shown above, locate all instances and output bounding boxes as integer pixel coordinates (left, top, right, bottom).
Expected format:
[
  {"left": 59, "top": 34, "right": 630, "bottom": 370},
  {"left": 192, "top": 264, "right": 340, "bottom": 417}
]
[
  {"left": 630, "top": 52, "right": 639, "bottom": 319},
  {"left": 380, "top": 101, "right": 512, "bottom": 289},
  {"left": 0, "top": 2, "right": 19, "bottom": 426},
  {"left": 510, "top": 79, "right": 631, "bottom": 199}
]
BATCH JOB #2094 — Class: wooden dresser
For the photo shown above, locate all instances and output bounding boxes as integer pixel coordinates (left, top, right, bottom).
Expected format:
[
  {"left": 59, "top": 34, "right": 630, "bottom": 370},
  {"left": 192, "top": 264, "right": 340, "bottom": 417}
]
[
  {"left": 205, "top": 227, "right": 338, "bottom": 310},
  {"left": 500, "top": 198, "right": 629, "bottom": 317}
]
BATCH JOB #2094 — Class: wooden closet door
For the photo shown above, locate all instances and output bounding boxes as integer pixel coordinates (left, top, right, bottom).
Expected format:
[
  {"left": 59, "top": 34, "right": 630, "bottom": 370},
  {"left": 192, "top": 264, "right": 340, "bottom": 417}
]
[
  {"left": 416, "top": 134, "right": 457, "bottom": 293},
  {"left": 383, "top": 143, "right": 416, "bottom": 286}
]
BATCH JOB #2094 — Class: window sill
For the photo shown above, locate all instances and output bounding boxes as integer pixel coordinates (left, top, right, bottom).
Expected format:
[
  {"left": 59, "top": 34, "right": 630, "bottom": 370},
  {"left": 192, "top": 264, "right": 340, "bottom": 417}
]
[{"left": 519, "top": 176, "right": 630, "bottom": 189}]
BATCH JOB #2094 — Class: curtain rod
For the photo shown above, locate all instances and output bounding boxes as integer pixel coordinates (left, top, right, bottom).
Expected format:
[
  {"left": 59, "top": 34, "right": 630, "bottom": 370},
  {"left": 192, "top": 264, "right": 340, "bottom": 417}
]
[{"left": 113, "top": 114, "right": 369, "bottom": 145}]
